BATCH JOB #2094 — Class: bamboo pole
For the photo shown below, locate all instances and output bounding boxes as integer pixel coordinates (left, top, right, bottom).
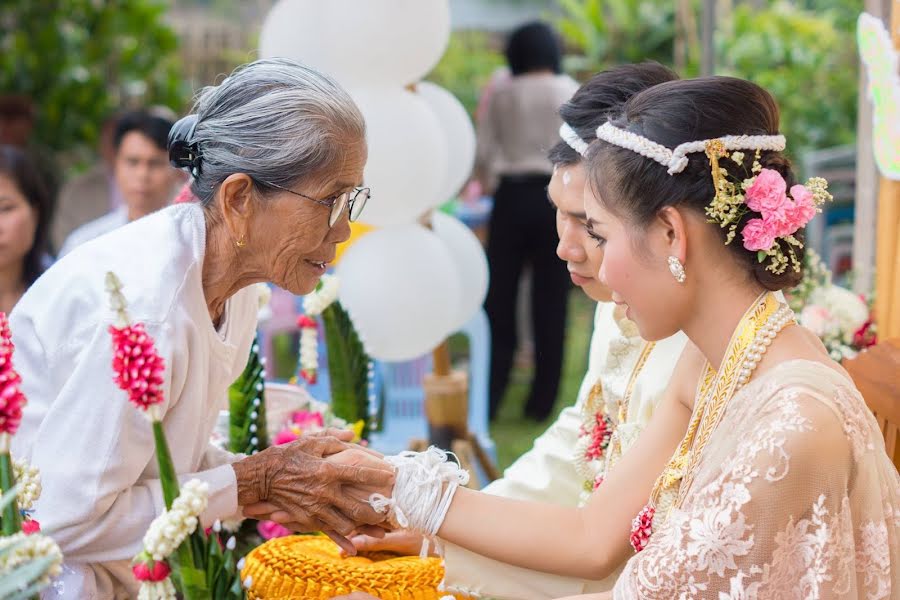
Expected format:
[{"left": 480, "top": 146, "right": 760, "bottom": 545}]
[{"left": 873, "top": 3, "right": 900, "bottom": 338}]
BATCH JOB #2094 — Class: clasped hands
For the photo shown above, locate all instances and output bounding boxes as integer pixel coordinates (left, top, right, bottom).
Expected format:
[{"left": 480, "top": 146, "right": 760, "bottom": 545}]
[{"left": 232, "top": 429, "right": 395, "bottom": 554}]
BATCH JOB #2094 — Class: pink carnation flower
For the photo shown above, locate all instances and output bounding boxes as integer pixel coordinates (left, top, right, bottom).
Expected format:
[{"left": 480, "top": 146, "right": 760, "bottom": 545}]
[
  {"left": 786, "top": 184, "right": 817, "bottom": 228},
  {"left": 109, "top": 323, "right": 166, "bottom": 411},
  {"left": 741, "top": 218, "right": 777, "bottom": 252},
  {"left": 0, "top": 313, "right": 26, "bottom": 436},
  {"left": 745, "top": 169, "right": 788, "bottom": 217}
]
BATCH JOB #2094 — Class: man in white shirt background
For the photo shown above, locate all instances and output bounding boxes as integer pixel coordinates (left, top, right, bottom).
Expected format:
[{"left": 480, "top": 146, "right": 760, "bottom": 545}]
[{"left": 59, "top": 109, "right": 183, "bottom": 256}]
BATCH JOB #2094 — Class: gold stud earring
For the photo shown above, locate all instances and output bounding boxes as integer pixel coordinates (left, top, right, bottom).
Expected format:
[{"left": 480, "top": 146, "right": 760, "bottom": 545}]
[
  {"left": 236, "top": 234, "right": 246, "bottom": 248},
  {"left": 667, "top": 256, "right": 686, "bottom": 283}
]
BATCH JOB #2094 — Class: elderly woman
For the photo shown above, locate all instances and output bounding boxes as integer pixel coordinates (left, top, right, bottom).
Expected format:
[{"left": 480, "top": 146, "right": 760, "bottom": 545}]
[{"left": 10, "top": 58, "right": 390, "bottom": 598}]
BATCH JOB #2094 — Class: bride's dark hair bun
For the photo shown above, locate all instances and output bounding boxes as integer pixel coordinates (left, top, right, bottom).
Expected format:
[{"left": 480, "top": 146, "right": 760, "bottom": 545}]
[{"left": 168, "top": 114, "right": 202, "bottom": 175}]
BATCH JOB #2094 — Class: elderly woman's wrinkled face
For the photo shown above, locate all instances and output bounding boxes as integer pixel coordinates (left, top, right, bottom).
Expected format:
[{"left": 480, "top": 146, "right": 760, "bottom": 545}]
[{"left": 252, "top": 137, "right": 367, "bottom": 295}]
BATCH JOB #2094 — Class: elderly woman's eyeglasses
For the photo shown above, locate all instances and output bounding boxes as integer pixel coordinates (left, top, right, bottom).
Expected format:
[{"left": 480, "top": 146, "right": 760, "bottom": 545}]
[{"left": 255, "top": 179, "right": 370, "bottom": 227}]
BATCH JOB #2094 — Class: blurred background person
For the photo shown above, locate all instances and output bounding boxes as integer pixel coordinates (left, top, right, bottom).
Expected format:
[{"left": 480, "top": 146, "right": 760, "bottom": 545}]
[
  {"left": 51, "top": 110, "right": 123, "bottom": 250},
  {"left": 59, "top": 109, "right": 182, "bottom": 256},
  {"left": 476, "top": 21, "right": 578, "bottom": 422},
  {"left": 0, "top": 145, "right": 54, "bottom": 313}
]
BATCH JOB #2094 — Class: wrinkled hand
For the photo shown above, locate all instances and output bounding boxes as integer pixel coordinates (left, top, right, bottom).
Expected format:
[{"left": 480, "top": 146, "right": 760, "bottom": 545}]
[
  {"left": 347, "top": 530, "right": 426, "bottom": 556},
  {"left": 232, "top": 434, "right": 394, "bottom": 545}
]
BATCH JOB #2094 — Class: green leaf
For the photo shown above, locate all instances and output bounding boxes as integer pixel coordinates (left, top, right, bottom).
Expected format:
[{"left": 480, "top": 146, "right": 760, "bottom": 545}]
[
  {"left": 0, "top": 453, "right": 22, "bottom": 534},
  {"left": 228, "top": 335, "right": 269, "bottom": 454},
  {"left": 758, "top": 251, "right": 768, "bottom": 263},
  {"left": 322, "top": 302, "right": 371, "bottom": 437}
]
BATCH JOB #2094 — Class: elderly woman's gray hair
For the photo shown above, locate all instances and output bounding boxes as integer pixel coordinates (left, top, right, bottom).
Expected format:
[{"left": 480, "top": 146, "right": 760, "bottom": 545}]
[{"left": 169, "top": 57, "right": 366, "bottom": 205}]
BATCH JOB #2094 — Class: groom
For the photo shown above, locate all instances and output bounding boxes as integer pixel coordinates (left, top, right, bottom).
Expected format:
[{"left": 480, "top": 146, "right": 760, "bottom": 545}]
[{"left": 347, "top": 64, "right": 685, "bottom": 599}]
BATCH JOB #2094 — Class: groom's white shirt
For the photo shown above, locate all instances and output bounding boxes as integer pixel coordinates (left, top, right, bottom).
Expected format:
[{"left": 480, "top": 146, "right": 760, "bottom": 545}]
[{"left": 441, "top": 302, "right": 687, "bottom": 599}]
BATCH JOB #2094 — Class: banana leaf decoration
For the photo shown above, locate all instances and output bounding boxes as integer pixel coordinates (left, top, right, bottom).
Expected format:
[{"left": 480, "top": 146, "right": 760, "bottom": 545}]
[
  {"left": 321, "top": 301, "right": 371, "bottom": 439},
  {"left": 228, "top": 337, "right": 269, "bottom": 455}
]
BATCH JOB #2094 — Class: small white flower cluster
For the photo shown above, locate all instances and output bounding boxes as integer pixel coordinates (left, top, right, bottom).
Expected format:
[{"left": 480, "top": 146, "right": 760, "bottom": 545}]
[
  {"left": 302, "top": 274, "right": 339, "bottom": 317},
  {"left": 299, "top": 327, "right": 318, "bottom": 377},
  {"left": 143, "top": 480, "right": 209, "bottom": 561},
  {"left": 0, "top": 531, "right": 63, "bottom": 582},
  {"left": 137, "top": 579, "right": 177, "bottom": 600},
  {"left": 13, "top": 458, "right": 41, "bottom": 511}
]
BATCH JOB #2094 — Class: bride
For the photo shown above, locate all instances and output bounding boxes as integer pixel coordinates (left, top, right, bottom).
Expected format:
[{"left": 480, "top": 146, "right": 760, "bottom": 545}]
[{"left": 289, "top": 76, "right": 900, "bottom": 598}]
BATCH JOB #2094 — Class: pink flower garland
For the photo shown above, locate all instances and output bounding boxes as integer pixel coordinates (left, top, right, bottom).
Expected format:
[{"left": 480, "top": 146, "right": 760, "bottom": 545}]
[
  {"left": 630, "top": 504, "right": 655, "bottom": 553},
  {"left": 741, "top": 169, "right": 817, "bottom": 252},
  {"left": 581, "top": 413, "right": 613, "bottom": 462},
  {"left": 109, "top": 323, "right": 166, "bottom": 412},
  {"left": 0, "top": 313, "right": 26, "bottom": 436}
]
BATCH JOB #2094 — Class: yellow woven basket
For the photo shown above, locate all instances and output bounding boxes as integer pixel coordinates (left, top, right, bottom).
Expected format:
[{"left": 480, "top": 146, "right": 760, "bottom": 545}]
[{"left": 242, "top": 536, "right": 464, "bottom": 599}]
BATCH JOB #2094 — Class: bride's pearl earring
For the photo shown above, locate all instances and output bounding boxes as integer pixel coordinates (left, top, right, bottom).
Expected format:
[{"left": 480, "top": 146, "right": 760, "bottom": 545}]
[{"left": 667, "top": 256, "right": 686, "bottom": 283}]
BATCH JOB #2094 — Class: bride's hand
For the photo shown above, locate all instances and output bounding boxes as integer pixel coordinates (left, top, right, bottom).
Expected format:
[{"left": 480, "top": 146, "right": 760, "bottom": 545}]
[{"left": 347, "top": 530, "right": 427, "bottom": 556}]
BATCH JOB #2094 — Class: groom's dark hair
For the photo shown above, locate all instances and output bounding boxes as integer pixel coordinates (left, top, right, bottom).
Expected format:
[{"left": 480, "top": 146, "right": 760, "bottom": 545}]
[{"left": 548, "top": 62, "right": 678, "bottom": 166}]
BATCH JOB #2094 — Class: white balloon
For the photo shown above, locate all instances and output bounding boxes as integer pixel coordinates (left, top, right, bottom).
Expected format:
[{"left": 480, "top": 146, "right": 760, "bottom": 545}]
[
  {"left": 417, "top": 81, "right": 477, "bottom": 205},
  {"left": 259, "top": 0, "right": 450, "bottom": 87},
  {"left": 431, "top": 212, "right": 489, "bottom": 332},
  {"left": 351, "top": 87, "right": 448, "bottom": 226},
  {"left": 336, "top": 224, "right": 462, "bottom": 361}
]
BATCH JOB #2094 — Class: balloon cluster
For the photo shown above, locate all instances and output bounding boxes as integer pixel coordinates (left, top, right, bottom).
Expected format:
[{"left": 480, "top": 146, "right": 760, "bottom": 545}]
[{"left": 260, "top": 0, "right": 489, "bottom": 361}]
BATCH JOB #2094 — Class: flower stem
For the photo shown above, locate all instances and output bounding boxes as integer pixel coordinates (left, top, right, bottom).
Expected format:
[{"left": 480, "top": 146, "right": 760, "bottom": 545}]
[
  {"left": 152, "top": 421, "right": 179, "bottom": 509},
  {"left": 0, "top": 451, "right": 21, "bottom": 534}
]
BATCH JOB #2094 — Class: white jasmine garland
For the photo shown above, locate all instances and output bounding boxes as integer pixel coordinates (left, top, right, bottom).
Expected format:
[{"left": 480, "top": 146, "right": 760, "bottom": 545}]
[
  {"left": 303, "top": 274, "right": 339, "bottom": 316},
  {"left": 142, "top": 479, "right": 209, "bottom": 561},
  {"left": 12, "top": 458, "right": 41, "bottom": 511},
  {"left": 299, "top": 326, "right": 318, "bottom": 376},
  {"left": 138, "top": 579, "right": 177, "bottom": 600},
  {"left": 0, "top": 531, "right": 63, "bottom": 582}
]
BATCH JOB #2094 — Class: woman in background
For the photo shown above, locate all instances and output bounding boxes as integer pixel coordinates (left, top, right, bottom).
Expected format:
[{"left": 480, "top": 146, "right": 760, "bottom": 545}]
[
  {"left": 0, "top": 144, "right": 53, "bottom": 312},
  {"left": 477, "top": 21, "right": 579, "bottom": 421}
]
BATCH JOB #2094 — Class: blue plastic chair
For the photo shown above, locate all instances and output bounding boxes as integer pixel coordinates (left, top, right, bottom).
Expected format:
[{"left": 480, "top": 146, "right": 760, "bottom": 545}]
[{"left": 368, "top": 308, "right": 496, "bottom": 471}]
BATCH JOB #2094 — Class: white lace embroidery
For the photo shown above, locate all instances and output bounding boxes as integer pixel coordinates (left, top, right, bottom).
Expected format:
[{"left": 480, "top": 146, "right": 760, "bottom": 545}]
[{"left": 613, "top": 362, "right": 900, "bottom": 599}]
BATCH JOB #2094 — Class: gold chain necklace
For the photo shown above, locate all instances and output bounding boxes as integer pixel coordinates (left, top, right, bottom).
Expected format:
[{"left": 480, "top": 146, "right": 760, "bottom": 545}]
[{"left": 629, "top": 292, "right": 794, "bottom": 552}]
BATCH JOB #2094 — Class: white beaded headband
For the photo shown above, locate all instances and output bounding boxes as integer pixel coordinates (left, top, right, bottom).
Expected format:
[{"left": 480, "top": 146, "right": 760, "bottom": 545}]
[
  {"left": 595, "top": 122, "right": 786, "bottom": 175},
  {"left": 558, "top": 122, "right": 589, "bottom": 157}
]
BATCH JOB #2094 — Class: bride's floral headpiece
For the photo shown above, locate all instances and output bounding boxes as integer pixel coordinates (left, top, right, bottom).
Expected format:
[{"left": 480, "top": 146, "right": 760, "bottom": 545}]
[{"left": 595, "top": 122, "right": 832, "bottom": 274}]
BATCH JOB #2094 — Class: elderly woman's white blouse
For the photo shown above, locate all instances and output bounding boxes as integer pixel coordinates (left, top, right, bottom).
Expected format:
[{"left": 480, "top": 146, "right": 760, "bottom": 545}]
[{"left": 10, "top": 203, "right": 257, "bottom": 598}]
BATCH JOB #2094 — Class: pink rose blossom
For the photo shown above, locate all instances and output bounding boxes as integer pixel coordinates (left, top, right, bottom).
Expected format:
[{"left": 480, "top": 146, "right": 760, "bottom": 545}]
[
  {"left": 257, "top": 520, "right": 292, "bottom": 540},
  {"left": 741, "top": 218, "right": 777, "bottom": 252},
  {"left": 745, "top": 169, "right": 788, "bottom": 217},
  {"left": 109, "top": 323, "right": 166, "bottom": 411}
]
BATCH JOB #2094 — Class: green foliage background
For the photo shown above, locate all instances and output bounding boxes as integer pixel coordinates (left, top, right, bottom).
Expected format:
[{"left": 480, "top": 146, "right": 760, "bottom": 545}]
[{"left": 0, "top": 0, "right": 187, "bottom": 167}]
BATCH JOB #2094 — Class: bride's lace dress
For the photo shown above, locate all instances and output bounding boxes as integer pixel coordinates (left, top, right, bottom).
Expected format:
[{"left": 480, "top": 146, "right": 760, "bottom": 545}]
[{"left": 614, "top": 360, "right": 900, "bottom": 599}]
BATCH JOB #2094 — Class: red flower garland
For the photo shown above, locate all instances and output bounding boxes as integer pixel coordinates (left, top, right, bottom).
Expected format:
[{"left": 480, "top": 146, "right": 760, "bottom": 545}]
[
  {"left": 581, "top": 413, "right": 613, "bottom": 461},
  {"left": 0, "top": 313, "right": 26, "bottom": 436},
  {"left": 630, "top": 504, "right": 655, "bottom": 553},
  {"left": 109, "top": 323, "right": 166, "bottom": 411}
]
